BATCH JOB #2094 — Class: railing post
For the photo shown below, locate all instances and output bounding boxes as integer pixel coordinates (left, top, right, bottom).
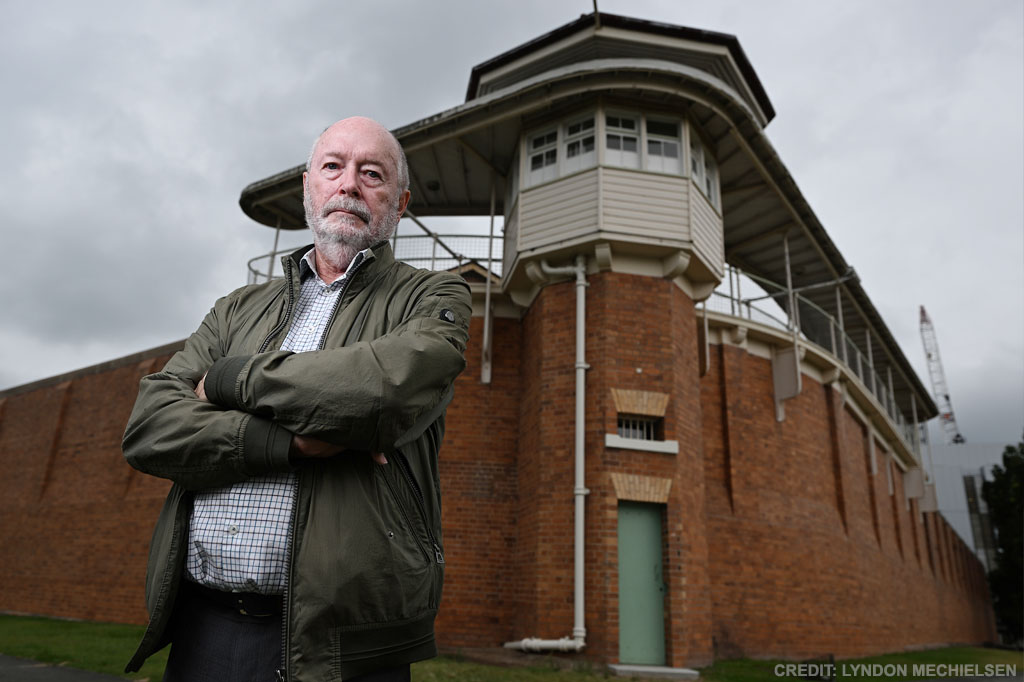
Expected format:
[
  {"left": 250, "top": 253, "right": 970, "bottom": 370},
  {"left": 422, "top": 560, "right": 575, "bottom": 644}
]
[
  {"left": 887, "top": 367, "right": 896, "bottom": 420},
  {"left": 865, "top": 330, "right": 875, "bottom": 396},
  {"left": 266, "top": 218, "right": 282, "bottom": 282},
  {"left": 835, "top": 286, "right": 846, "bottom": 365},
  {"left": 783, "top": 235, "right": 795, "bottom": 333},
  {"left": 728, "top": 265, "right": 735, "bottom": 316},
  {"left": 481, "top": 178, "right": 496, "bottom": 384},
  {"left": 735, "top": 266, "right": 743, "bottom": 319}
]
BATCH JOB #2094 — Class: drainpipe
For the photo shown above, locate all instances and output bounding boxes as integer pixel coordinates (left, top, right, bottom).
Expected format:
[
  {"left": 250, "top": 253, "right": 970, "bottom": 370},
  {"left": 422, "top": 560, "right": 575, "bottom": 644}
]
[{"left": 504, "top": 254, "right": 589, "bottom": 654}]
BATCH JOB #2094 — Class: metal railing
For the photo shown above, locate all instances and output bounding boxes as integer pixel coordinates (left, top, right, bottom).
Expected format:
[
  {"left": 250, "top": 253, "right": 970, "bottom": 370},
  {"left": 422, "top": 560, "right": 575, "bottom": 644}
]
[
  {"left": 706, "top": 266, "right": 917, "bottom": 453},
  {"left": 247, "top": 232, "right": 503, "bottom": 285}
]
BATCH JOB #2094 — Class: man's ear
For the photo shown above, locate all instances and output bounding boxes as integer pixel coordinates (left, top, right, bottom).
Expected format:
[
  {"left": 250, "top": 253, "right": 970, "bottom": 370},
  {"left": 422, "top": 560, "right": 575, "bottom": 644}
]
[{"left": 397, "top": 189, "right": 412, "bottom": 216}]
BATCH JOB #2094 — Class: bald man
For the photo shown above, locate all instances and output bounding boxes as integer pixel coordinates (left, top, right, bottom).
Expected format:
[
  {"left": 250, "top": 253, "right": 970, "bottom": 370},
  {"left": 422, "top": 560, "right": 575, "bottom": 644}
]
[{"left": 123, "top": 117, "right": 471, "bottom": 682}]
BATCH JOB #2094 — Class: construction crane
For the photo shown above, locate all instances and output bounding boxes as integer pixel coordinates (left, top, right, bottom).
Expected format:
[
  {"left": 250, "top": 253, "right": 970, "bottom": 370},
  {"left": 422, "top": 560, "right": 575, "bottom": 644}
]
[{"left": 919, "top": 305, "right": 966, "bottom": 444}]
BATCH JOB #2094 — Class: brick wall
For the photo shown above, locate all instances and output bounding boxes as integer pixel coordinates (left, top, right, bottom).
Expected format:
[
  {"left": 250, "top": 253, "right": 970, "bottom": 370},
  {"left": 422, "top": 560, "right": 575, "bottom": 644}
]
[
  {"left": 0, "top": 350, "right": 176, "bottom": 624},
  {"left": 700, "top": 343, "right": 996, "bottom": 659}
]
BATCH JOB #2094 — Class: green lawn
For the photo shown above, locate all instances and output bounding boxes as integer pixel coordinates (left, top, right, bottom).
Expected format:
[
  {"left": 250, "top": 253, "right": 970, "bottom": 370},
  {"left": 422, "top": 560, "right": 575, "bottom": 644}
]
[
  {"left": 0, "top": 613, "right": 1020, "bottom": 681},
  {"left": 0, "top": 614, "right": 168, "bottom": 681}
]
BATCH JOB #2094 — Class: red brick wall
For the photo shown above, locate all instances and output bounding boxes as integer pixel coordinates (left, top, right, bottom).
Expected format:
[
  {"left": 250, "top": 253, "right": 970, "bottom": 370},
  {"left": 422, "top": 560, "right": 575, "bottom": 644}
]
[
  {"left": 434, "top": 315, "right": 521, "bottom": 647},
  {"left": 700, "top": 343, "right": 996, "bottom": 659},
  {"left": 0, "top": 353, "right": 175, "bottom": 624}
]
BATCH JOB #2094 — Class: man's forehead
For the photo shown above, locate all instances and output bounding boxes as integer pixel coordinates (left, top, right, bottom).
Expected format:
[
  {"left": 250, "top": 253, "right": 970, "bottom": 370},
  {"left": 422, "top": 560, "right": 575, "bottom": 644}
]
[{"left": 314, "top": 121, "right": 398, "bottom": 166}]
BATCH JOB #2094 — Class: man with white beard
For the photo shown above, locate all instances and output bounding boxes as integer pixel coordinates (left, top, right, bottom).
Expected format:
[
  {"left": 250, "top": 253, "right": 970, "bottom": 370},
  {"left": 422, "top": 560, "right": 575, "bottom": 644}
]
[{"left": 123, "top": 117, "right": 471, "bottom": 682}]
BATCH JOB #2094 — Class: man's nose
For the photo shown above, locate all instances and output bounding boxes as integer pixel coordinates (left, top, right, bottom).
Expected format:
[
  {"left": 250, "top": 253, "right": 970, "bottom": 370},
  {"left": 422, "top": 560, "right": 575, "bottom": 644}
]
[{"left": 337, "top": 167, "right": 359, "bottom": 197}]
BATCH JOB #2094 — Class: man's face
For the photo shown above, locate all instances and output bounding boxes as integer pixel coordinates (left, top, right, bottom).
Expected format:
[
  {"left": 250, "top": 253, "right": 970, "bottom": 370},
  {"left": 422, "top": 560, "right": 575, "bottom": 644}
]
[{"left": 303, "top": 118, "right": 411, "bottom": 252}]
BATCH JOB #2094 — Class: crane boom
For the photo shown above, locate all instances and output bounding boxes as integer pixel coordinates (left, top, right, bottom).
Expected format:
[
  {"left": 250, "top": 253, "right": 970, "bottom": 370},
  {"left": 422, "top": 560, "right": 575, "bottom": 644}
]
[{"left": 919, "top": 305, "right": 965, "bottom": 444}]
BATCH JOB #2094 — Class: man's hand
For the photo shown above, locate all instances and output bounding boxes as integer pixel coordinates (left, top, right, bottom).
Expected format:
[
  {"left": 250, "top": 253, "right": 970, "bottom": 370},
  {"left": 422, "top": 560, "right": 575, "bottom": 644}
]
[
  {"left": 194, "top": 373, "right": 208, "bottom": 401},
  {"left": 290, "top": 434, "right": 343, "bottom": 459},
  {"left": 289, "top": 435, "right": 388, "bottom": 464}
]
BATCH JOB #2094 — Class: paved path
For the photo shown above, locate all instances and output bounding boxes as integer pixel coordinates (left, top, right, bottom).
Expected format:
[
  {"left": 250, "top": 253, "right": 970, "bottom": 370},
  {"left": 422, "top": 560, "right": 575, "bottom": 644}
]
[{"left": 0, "top": 655, "right": 128, "bottom": 681}]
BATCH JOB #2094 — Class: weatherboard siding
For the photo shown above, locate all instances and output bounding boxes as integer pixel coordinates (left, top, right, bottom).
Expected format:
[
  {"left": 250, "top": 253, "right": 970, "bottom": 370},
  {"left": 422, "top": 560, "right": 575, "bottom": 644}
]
[
  {"left": 600, "top": 167, "right": 690, "bottom": 242},
  {"left": 690, "top": 181, "right": 724, "bottom": 278},
  {"left": 518, "top": 168, "right": 599, "bottom": 250}
]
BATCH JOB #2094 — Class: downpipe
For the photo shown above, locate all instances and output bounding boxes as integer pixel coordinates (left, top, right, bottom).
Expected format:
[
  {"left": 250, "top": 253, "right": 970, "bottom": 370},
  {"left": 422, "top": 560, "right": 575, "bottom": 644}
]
[{"left": 503, "top": 254, "right": 589, "bottom": 654}]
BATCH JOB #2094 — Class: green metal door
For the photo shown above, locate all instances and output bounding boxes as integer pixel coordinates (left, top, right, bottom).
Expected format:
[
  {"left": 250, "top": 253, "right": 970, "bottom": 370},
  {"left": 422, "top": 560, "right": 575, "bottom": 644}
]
[{"left": 617, "top": 501, "right": 666, "bottom": 665}]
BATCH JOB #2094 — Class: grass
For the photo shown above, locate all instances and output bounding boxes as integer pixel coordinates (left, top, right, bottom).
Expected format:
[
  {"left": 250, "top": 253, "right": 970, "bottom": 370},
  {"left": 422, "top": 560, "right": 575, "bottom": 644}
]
[
  {"left": 0, "top": 613, "right": 1020, "bottom": 681},
  {"left": 0, "top": 614, "right": 167, "bottom": 681}
]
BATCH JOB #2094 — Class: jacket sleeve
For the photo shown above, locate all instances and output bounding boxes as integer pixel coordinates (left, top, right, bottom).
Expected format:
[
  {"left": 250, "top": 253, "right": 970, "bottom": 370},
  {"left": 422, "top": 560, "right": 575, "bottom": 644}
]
[
  {"left": 202, "top": 273, "right": 471, "bottom": 453},
  {"left": 122, "top": 289, "right": 294, "bottom": 490}
]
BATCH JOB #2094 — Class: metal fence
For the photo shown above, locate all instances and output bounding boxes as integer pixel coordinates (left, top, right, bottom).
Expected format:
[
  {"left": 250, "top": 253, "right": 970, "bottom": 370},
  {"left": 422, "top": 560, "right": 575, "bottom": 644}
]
[
  {"left": 247, "top": 232, "right": 502, "bottom": 285},
  {"left": 706, "top": 266, "right": 917, "bottom": 453}
]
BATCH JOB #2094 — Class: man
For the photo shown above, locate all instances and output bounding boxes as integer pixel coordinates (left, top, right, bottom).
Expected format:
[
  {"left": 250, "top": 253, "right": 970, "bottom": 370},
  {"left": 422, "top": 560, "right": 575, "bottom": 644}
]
[{"left": 122, "top": 117, "right": 471, "bottom": 681}]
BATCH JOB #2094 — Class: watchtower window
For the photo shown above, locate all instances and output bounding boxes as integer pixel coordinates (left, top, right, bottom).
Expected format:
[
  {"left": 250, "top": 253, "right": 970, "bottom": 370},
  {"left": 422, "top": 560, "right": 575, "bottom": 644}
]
[
  {"left": 564, "top": 117, "right": 596, "bottom": 174},
  {"left": 528, "top": 130, "right": 558, "bottom": 185},
  {"left": 605, "top": 114, "right": 639, "bottom": 168},
  {"left": 617, "top": 414, "right": 664, "bottom": 441},
  {"left": 689, "top": 133, "right": 720, "bottom": 209},
  {"left": 646, "top": 118, "right": 681, "bottom": 174}
]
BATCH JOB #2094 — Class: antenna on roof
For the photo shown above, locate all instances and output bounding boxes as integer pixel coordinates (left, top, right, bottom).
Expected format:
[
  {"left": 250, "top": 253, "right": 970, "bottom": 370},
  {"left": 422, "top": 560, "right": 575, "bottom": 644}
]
[{"left": 593, "top": 0, "right": 601, "bottom": 29}]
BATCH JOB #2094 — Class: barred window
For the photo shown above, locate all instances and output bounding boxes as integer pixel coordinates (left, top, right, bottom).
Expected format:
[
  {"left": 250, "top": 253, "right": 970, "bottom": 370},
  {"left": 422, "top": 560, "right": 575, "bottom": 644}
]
[{"left": 617, "top": 414, "right": 663, "bottom": 441}]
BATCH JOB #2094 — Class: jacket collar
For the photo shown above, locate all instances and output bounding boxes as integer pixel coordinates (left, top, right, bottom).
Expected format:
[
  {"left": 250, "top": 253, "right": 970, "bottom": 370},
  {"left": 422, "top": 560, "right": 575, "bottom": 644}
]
[{"left": 282, "top": 241, "right": 396, "bottom": 291}]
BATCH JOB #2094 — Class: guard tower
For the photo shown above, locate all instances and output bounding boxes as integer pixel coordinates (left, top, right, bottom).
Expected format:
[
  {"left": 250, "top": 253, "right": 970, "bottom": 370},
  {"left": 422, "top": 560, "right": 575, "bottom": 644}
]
[{"left": 236, "top": 12, "right": 977, "bottom": 673}]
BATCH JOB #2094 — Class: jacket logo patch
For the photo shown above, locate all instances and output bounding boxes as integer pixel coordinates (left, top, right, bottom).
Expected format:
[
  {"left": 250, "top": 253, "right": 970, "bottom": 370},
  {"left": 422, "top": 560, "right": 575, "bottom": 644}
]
[{"left": 440, "top": 309, "right": 456, "bottom": 323}]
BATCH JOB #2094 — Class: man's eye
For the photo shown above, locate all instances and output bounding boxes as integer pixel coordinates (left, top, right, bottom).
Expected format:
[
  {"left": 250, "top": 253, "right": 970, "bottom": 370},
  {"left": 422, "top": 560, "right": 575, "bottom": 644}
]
[
  {"left": 324, "top": 162, "right": 340, "bottom": 170},
  {"left": 366, "top": 170, "right": 382, "bottom": 179}
]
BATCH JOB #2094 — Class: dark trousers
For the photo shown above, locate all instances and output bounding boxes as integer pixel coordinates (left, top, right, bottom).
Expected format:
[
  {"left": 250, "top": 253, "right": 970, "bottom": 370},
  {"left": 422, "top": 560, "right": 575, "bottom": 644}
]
[{"left": 163, "top": 582, "right": 410, "bottom": 681}]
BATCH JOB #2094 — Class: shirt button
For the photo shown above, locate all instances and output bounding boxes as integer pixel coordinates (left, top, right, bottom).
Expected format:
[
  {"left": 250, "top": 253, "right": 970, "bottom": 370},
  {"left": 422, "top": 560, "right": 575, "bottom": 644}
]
[{"left": 227, "top": 524, "right": 239, "bottom": 535}]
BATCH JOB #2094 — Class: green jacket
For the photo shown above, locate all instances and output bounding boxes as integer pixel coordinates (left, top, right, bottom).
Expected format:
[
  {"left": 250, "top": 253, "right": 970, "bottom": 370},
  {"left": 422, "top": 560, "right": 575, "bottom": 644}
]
[{"left": 122, "top": 242, "right": 471, "bottom": 680}]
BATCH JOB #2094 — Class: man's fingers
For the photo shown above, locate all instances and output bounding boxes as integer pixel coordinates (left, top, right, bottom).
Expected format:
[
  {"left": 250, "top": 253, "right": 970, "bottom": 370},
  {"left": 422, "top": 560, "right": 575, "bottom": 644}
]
[
  {"left": 372, "top": 452, "right": 389, "bottom": 465},
  {"left": 194, "top": 373, "right": 208, "bottom": 401}
]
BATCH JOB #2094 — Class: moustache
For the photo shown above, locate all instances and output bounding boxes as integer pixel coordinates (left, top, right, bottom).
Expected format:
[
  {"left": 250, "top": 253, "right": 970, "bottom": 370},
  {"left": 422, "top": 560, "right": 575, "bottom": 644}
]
[{"left": 321, "top": 197, "right": 371, "bottom": 223}]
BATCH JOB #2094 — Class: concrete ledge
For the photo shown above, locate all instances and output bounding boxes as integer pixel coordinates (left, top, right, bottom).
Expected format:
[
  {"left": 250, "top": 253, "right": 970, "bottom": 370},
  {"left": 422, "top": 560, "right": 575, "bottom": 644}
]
[
  {"left": 605, "top": 434, "right": 680, "bottom": 454},
  {"left": 608, "top": 664, "right": 700, "bottom": 680}
]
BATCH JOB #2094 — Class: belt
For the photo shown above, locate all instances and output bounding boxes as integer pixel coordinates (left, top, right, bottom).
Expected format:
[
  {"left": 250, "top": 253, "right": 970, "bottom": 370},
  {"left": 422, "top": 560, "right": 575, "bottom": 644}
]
[{"left": 184, "top": 580, "right": 284, "bottom": 618}]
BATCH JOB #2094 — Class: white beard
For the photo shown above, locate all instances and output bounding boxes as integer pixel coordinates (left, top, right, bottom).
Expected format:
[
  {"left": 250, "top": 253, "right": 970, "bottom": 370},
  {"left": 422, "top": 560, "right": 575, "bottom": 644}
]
[{"left": 304, "top": 194, "right": 400, "bottom": 271}]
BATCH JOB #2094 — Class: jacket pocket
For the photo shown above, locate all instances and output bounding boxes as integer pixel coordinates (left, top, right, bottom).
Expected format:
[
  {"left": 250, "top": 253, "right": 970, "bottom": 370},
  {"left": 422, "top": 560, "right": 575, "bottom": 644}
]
[{"left": 374, "top": 463, "right": 434, "bottom": 570}]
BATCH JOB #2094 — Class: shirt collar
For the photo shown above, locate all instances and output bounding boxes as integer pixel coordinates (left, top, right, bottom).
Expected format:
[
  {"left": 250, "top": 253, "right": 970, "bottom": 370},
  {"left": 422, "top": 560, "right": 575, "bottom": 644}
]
[{"left": 298, "top": 246, "right": 373, "bottom": 287}]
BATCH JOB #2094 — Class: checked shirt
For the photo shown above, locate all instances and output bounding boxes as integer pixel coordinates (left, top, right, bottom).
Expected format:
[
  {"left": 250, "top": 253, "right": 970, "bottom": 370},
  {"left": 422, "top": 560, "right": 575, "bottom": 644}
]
[{"left": 185, "top": 247, "right": 367, "bottom": 595}]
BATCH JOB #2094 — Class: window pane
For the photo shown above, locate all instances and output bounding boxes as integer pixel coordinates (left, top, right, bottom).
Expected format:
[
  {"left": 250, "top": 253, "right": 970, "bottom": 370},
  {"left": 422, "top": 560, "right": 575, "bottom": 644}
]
[
  {"left": 607, "top": 134, "right": 621, "bottom": 150},
  {"left": 567, "top": 140, "right": 579, "bottom": 158},
  {"left": 607, "top": 115, "right": 620, "bottom": 128},
  {"left": 623, "top": 137, "right": 637, "bottom": 152},
  {"left": 544, "top": 149, "right": 556, "bottom": 164},
  {"left": 531, "top": 154, "right": 543, "bottom": 170},
  {"left": 582, "top": 136, "right": 595, "bottom": 153},
  {"left": 648, "top": 139, "right": 662, "bottom": 155},
  {"left": 663, "top": 141, "right": 678, "bottom": 158},
  {"left": 647, "top": 119, "right": 678, "bottom": 137},
  {"left": 621, "top": 118, "right": 636, "bottom": 130}
]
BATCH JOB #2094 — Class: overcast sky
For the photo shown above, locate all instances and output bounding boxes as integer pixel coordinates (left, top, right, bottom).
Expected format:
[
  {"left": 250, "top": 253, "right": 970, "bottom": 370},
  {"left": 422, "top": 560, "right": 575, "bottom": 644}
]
[{"left": 1, "top": 0, "right": 1021, "bottom": 447}]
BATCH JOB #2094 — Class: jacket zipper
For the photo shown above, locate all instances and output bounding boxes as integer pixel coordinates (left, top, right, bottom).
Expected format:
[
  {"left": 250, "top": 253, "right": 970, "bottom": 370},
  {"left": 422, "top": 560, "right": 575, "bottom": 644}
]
[
  {"left": 276, "top": 251, "right": 370, "bottom": 682},
  {"left": 260, "top": 259, "right": 296, "bottom": 354}
]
